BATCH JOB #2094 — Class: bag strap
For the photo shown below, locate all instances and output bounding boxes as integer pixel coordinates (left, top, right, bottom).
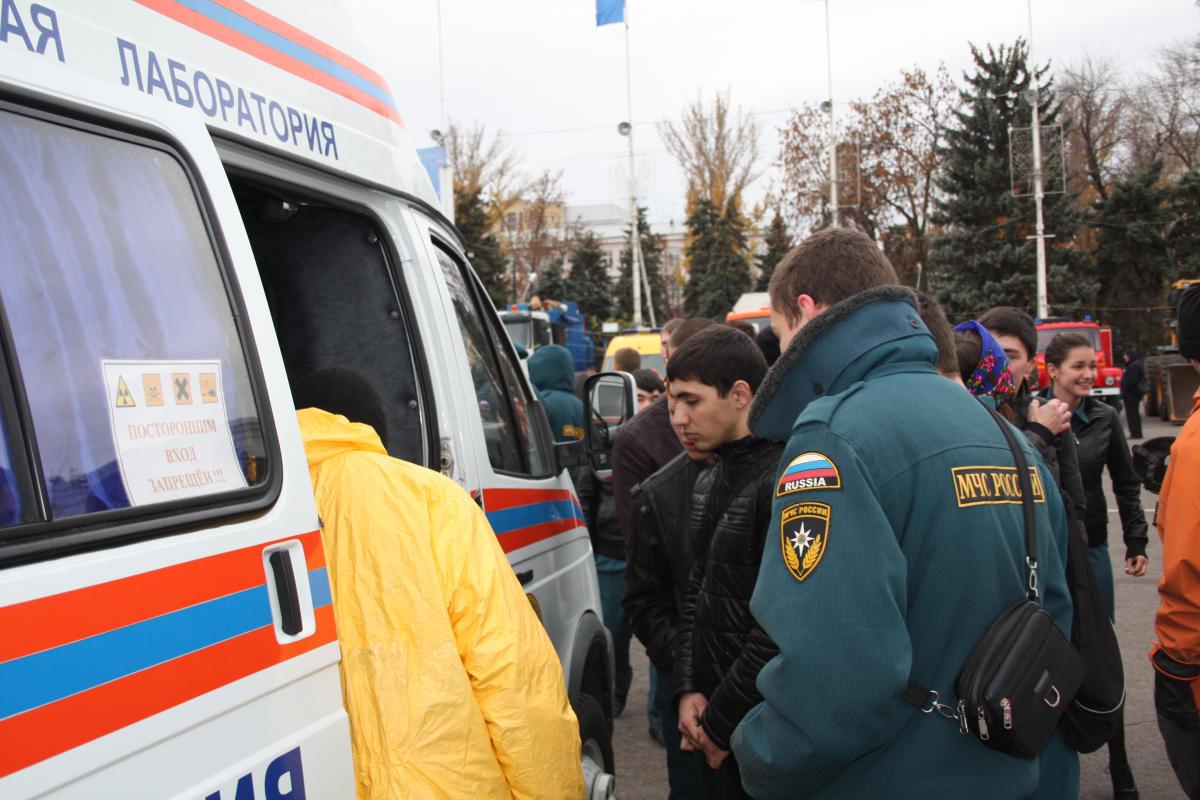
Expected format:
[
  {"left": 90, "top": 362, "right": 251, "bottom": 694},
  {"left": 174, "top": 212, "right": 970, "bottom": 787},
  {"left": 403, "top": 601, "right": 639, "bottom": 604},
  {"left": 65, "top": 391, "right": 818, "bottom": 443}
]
[
  {"left": 903, "top": 402, "right": 1043, "bottom": 715},
  {"left": 982, "top": 404, "right": 1040, "bottom": 603}
]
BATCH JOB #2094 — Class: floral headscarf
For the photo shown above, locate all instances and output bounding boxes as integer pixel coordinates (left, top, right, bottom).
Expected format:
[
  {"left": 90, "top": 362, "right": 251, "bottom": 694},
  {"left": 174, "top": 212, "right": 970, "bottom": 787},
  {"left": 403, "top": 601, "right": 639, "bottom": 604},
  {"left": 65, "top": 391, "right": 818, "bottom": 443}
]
[{"left": 954, "top": 320, "right": 1017, "bottom": 403}]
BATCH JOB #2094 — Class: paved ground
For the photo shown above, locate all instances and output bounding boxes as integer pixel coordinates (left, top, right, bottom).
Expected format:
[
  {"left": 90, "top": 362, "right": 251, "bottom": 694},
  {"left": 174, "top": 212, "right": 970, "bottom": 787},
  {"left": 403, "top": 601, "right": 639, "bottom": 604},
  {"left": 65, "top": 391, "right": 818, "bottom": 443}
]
[{"left": 608, "top": 413, "right": 1188, "bottom": 799}]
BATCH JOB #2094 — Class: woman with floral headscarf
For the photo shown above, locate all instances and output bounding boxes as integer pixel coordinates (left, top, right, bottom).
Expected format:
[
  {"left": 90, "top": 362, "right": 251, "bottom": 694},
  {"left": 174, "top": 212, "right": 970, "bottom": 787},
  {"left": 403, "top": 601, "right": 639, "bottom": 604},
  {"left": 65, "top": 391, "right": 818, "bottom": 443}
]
[{"left": 953, "top": 321, "right": 1019, "bottom": 410}]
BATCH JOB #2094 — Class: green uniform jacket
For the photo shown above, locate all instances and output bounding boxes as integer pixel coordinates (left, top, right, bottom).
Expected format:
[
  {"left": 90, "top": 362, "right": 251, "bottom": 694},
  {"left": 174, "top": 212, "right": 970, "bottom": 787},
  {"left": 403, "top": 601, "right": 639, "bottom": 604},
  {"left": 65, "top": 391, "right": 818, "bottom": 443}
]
[{"left": 730, "top": 287, "right": 1075, "bottom": 799}]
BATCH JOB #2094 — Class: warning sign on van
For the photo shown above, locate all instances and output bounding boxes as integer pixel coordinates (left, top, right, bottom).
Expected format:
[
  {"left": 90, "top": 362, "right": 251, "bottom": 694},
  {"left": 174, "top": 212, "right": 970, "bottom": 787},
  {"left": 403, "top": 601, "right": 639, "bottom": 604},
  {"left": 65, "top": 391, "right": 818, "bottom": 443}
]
[{"left": 102, "top": 359, "right": 247, "bottom": 506}]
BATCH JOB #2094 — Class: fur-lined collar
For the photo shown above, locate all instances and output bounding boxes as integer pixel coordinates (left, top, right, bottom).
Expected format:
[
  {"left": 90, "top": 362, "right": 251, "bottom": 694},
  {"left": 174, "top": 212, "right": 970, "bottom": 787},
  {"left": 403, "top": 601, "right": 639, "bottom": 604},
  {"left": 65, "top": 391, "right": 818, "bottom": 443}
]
[{"left": 749, "top": 286, "right": 923, "bottom": 437}]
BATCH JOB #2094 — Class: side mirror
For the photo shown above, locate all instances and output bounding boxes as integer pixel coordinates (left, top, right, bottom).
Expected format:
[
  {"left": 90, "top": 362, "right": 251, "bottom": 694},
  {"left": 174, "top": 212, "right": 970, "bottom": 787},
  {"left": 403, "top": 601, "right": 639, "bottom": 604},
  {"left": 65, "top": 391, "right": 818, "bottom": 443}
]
[{"left": 583, "top": 371, "right": 637, "bottom": 474}]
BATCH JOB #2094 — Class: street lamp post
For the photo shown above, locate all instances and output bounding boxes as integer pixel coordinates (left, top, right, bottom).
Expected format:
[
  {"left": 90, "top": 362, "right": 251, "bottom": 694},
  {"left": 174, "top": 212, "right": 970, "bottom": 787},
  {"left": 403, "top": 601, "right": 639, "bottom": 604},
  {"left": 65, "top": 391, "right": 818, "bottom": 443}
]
[
  {"left": 1026, "top": 0, "right": 1048, "bottom": 320},
  {"left": 823, "top": 0, "right": 837, "bottom": 227}
]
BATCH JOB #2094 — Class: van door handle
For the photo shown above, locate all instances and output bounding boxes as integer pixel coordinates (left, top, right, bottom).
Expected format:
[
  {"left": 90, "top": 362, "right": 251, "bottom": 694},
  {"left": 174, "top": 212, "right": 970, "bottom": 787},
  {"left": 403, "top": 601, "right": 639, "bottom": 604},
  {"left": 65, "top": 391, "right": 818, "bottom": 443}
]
[{"left": 268, "top": 550, "right": 304, "bottom": 636}]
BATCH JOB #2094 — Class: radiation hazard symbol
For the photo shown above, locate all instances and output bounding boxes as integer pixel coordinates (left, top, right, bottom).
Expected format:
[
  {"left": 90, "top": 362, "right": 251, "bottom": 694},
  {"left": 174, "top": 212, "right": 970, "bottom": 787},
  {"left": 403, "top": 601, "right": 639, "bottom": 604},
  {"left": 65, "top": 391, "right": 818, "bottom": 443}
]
[
  {"left": 172, "top": 373, "right": 192, "bottom": 405},
  {"left": 199, "top": 372, "right": 218, "bottom": 404},
  {"left": 780, "top": 501, "right": 831, "bottom": 583},
  {"left": 114, "top": 376, "right": 136, "bottom": 408},
  {"left": 143, "top": 374, "right": 164, "bottom": 407}
]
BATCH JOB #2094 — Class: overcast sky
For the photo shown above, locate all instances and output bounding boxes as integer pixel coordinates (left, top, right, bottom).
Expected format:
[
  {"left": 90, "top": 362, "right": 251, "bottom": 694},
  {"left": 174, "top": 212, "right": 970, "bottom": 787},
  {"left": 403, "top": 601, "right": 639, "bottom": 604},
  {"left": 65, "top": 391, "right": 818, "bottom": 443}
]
[{"left": 344, "top": 1, "right": 1197, "bottom": 229}]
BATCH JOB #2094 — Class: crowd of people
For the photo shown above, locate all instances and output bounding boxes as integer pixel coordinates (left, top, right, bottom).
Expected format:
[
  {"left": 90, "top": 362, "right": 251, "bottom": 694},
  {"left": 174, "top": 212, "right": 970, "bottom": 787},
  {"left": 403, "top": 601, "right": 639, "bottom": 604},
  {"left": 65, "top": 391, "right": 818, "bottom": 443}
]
[
  {"left": 558, "top": 229, "right": 1197, "bottom": 799},
  {"left": 290, "top": 227, "right": 1199, "bottom": 799}
]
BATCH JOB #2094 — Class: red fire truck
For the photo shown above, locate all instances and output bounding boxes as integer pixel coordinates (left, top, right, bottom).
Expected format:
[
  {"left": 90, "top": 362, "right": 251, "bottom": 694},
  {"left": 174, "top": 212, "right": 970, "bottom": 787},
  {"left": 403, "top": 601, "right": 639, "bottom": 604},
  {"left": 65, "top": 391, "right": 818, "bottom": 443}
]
[{"left": 1034, "top": 319, "right": 1124, "bottom": 412}]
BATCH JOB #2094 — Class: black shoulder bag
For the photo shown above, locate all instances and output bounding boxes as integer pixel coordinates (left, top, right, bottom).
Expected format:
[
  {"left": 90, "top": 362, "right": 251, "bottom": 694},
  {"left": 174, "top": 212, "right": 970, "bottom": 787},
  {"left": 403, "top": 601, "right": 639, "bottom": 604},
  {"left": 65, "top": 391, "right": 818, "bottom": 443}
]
[{"left": 903, "top": 405, "right": 1085, "bottom": 760}]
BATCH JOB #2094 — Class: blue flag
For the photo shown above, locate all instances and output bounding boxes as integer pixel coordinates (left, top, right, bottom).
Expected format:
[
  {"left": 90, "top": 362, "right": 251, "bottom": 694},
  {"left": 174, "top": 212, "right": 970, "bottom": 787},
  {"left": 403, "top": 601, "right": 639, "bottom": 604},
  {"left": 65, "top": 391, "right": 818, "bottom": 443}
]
[{"left": 596, "top": 0, "right": 624, "bottom": 26}]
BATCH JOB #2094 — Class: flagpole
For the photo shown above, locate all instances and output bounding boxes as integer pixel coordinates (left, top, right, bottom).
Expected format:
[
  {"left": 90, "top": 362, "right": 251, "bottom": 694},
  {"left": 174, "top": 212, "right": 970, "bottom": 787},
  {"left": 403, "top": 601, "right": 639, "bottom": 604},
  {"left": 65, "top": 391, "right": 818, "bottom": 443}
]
[{"left": 622, "top": 2, "right": 649, "bottom": 328}]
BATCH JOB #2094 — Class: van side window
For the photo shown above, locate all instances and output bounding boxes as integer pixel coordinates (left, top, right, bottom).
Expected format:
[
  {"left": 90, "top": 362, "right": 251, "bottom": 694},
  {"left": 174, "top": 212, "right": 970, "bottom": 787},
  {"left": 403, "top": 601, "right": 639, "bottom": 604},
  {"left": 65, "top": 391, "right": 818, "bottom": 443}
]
[
  {"left": 0, "top": 411, "right": 18, "bottom": 526},
  {"left": 434, "top": 243, "right": 550, "bottom": 476},
  {"left": 477, "top": 282, "right": 553, "bottom": 477},
  {"left": 0, "top": 108, "right": 267, "bottom": 521}
]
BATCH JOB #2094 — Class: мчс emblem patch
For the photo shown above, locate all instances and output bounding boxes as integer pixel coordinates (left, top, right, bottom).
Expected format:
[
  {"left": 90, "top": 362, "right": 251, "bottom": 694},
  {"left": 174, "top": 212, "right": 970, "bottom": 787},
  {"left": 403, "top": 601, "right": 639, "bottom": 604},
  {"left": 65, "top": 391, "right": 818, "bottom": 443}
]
[
  {"left": 780, "top": 502, "right": 831, "bottom": 582},
  {"left": 776, "top": 451, "right": 841, "bottom": 496}
]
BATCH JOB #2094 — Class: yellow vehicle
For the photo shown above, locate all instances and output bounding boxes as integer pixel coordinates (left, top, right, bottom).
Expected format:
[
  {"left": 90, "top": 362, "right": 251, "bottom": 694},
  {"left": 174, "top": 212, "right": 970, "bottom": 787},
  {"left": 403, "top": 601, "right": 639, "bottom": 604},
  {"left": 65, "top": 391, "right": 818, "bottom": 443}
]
[{"left": 602, "top": 331, "right": 665, "bottom": 377}]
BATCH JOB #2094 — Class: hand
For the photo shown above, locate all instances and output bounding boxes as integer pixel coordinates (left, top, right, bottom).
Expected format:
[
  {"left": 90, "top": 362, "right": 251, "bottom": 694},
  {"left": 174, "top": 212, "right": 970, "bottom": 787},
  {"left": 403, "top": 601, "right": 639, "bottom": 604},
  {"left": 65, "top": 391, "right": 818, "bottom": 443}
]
[
  {"left": 1126, "top": 556, "right": 1149, "bottom": 577},
  {"left": 677, "top": 692, "right": 707, "bottom": 749},
  {"left": 1027, "top": 397, "right": 1071, "bottom": 435},
  {"left": 693, "top": 728, "right": 730, "bottom": 770}
]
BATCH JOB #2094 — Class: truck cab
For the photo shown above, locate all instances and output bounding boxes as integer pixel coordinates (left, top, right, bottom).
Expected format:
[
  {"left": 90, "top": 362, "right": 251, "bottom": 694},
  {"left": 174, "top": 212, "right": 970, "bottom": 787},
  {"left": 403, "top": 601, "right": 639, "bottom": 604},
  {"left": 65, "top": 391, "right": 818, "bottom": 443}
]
[{"left": 1034, "top": 319, "right": 1124, "bottom": 411}]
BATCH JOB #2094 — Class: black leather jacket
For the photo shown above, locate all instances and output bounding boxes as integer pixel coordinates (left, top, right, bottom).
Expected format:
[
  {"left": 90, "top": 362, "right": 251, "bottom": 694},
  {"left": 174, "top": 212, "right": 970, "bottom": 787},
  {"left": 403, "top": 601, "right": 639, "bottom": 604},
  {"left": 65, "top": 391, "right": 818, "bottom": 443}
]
[
  {"left": 675, "top": 436, "right": 783, "bottom": 750},
  {"left": 1069, "top": 396, "right": 1149, "bottom": 558},
  {"left": 621, "top": 453, "right": 710, "bottom": 673},
  {"left": 1014, "top": 393, "right": 1089, "bottom": 546},
  {"left": 576, "top": 464, "right": 622, "bottom": 559}
]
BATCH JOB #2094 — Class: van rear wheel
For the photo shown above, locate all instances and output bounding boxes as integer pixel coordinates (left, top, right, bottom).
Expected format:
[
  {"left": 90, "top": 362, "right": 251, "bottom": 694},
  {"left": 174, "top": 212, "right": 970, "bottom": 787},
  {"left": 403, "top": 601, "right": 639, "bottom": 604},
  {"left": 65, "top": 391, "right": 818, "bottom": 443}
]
[{"left": 576, "top": 693, "right": 616, "bottom": 799}]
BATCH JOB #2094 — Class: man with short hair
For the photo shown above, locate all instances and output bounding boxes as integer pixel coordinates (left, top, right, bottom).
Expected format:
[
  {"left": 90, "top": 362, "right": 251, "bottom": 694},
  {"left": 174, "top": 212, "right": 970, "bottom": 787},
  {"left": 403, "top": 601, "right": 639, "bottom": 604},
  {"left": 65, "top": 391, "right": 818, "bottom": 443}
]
[
  {"left": 1150, "top": 285, "right": 1200, "bottom": 799},
  {"left": 667, "top": 325, "right": 781, "bottom": 799},
  {"left": 612, "top": 317, "right": 714, "bottom": 785},
  {"left": 633, "top": 368, "right": 665, "bottom": 413},
  {"left": 731, "top": 229, "right": 1075, "bottom": 797},
  {"left": 661, "top": 318, "right": 686, "bottom": 362},
  {"left": 612, "top": 318, "right": 716, "bottom": 545},
  {"left": 615, "top": 346, "right": 642, "bottom": 373}
]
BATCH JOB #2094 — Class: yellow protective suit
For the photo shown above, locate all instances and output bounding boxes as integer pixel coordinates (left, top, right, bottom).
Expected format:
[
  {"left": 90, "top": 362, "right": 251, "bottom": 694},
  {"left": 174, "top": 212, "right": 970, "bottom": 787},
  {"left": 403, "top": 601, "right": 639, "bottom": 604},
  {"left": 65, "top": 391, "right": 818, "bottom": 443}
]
[{"left": 298, "top": 408, "right": 583, "bottom": 799}]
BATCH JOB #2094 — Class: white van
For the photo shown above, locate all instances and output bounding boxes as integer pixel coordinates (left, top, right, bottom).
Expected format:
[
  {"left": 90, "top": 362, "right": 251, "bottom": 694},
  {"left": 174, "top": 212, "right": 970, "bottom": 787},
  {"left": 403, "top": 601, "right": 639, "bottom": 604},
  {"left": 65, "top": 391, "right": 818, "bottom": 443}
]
[{"left": 0, "top": 1, "right": 614, "bottom": 797}]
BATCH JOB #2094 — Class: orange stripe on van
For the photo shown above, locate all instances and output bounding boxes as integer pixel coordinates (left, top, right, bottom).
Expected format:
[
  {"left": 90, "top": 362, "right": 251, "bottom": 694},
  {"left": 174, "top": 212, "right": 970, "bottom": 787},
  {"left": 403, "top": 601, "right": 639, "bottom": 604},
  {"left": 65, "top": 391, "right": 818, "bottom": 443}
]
[
  {"left": 133, "top": 0, "right": 404, "bottom": 126},
  {"left": 0, "top": 530, "right": 323, "bottom": 663},
  {"left": 209, "top": 0, "right": 390, "bottom": 90},
  {"left": 499, "top": 518, "right": 584, "bottom": 553},
  {"left": 0, "top": 604, "right": 336, "bottom": 779}
]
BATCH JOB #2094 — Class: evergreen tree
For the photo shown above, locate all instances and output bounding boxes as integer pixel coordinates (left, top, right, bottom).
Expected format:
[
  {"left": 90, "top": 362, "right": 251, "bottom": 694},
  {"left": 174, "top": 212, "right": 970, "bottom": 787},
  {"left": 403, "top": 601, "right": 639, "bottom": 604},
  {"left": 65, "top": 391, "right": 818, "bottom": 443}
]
[
  {"left": 684, "top": 198, "right": 752, "bottom": 318},
  {"left": 566, "top": 232, "right": 612, "bottom": 328},
  {"left": 755, "top": 210, "right": 793, "bottom": 291},
  {"left": 455, "top": 189, "right": 508, "bottom": 306},
  {"left": 931, "top": 41, "right": 1096, "bottom": 317},
  {"left": 1091, "top": 161, "right": 1169, "bottom": 352},
  {"left": 614, "top": 207, "right": 669, "bottom": 324},
  {"left": 531, "top": 256, "right": 572, "bottom": 302},
  {"left": 1164, "top": 168, "right": 1200, "bottom": 281}
]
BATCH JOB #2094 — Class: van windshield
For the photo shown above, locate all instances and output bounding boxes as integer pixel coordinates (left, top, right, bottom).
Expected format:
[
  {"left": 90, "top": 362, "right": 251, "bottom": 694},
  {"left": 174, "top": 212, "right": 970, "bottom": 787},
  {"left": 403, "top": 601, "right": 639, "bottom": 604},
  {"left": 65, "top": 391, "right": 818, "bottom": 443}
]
[{"left": 1036, "top": 327, "right": 1100, "bottom": 353}]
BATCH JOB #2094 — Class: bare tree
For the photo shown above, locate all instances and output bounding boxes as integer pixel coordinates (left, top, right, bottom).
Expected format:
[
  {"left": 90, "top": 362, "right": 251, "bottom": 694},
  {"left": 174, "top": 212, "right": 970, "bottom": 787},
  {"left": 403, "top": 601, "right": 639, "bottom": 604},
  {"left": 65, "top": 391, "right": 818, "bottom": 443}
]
[
  {"left": 659, "top": 91, "right": 762, "bottom": 213},
  {"left": 499, "top": 170, "right": 577, "bottom": 302},
  {"left": 855, "top": 64, "right": 956, "bottom": 283},
  {"left": 445, "top": 121, "right": 525, "bottom": 212},
  {"left": 1060, "top": 55, "right": 1129, "bottom": 201},
  {"left": 1127, "top": 37, "right": 1200, "bottom": 175},
  {"left": 776, "top": 64, "right": 954, "bottom": 285}
]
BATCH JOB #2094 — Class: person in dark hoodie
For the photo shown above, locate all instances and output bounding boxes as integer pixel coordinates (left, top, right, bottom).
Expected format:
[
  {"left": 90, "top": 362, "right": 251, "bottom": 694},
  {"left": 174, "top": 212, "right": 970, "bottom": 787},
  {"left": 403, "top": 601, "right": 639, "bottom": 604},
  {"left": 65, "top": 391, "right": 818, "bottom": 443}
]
[
  {"left": 528, "top": 344, "right": 584, "bottom": 444},
  {"left": 1121, "top": 348, "right": 1145, "bottom": 440},
  {"left": 668, "top": 325, "right": 782, "bottom": 799}
]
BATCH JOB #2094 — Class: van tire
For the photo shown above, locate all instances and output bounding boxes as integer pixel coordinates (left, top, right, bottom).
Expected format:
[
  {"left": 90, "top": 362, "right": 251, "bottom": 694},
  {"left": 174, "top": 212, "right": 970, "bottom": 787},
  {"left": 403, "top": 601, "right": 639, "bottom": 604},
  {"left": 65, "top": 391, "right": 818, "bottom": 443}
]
[{"left": 576, "top": 692, "right": 615, "bottom": 775}]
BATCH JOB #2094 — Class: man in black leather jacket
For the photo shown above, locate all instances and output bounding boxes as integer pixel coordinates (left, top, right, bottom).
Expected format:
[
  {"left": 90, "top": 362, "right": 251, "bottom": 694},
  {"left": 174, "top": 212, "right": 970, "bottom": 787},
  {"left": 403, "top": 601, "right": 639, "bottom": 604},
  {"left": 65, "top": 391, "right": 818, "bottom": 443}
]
[
  {"left": 665, "top": 326, "right": 782, "bottom": 799},
  {"left": 624, "top": 448, "right": 711, "bottom": 799}
]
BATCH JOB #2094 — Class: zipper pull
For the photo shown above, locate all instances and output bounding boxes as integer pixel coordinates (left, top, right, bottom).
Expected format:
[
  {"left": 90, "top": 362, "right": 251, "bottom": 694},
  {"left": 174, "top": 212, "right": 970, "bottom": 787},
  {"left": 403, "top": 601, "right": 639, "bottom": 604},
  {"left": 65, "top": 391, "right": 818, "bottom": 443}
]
[
  {"left": 957, "top": 700, "right": 969, "bottom": 735},
  {"left": 977, "top": 706, "right": 990, "bottom": 741},
  {"left": 1001, "top": 698, "right": 1013, "bottom": 730}
]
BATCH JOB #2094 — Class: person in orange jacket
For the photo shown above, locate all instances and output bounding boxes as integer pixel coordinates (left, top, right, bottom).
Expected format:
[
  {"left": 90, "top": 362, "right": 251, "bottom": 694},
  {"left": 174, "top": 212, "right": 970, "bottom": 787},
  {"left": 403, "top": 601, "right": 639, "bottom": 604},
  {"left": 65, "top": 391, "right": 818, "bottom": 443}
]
[
  {"left": 293, "top": 368, "right": 583, "bottom": 800},
  {"left": 1151, "top": 285, "right": 1200, "bottom": 800}
]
